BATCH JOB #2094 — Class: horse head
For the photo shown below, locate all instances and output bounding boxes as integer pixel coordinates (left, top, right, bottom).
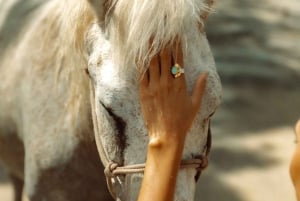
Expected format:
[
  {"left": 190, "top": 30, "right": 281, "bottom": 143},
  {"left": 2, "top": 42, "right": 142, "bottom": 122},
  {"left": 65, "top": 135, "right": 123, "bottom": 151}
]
[{"left": 85, "top": 0, "right": 221, "bottom": 200}]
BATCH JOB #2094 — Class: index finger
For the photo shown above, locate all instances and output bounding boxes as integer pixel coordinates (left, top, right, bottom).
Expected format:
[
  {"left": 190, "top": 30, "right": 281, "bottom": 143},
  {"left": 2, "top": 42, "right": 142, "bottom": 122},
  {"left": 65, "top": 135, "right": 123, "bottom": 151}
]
[{"left": 173, "top": 39, "right": 183, "bottom": 69}]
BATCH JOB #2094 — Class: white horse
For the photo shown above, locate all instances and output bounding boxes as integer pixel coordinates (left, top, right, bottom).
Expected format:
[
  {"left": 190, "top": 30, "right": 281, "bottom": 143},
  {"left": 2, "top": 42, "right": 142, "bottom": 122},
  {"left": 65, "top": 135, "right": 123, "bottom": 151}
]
[{"left": 0, "top": 0, "right": 221, "bottom": 200}]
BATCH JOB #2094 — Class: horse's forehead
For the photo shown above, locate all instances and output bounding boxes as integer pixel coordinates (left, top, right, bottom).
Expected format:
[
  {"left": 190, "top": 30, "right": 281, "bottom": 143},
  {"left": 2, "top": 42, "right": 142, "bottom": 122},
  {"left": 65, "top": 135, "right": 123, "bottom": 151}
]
[
  {"left": 91, "top": 31, "right": 221, "bottom": 119},
  {"left": 90, "top": 27, "right": 221, "bottom": 162}
]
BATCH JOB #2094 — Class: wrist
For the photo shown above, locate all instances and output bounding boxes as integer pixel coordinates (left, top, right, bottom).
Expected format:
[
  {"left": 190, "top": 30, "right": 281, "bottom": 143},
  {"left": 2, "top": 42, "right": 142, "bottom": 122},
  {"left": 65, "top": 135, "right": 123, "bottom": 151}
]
[
  {"left": 140, "top": 133, "right": 185, "bottom": 201},
  {"left": 147, "top": 131, "right": 186, "bottom": 155}
]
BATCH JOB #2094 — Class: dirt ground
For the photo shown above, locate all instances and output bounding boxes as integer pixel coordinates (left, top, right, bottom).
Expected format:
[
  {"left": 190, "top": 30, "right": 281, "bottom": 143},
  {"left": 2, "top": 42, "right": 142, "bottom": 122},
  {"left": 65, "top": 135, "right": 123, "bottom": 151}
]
[
  {"left": 195, "top": 82, "right": 300, "bottom": 201},
  {"left": 0, "top": 0, "right": 300, "bottom": 201}
]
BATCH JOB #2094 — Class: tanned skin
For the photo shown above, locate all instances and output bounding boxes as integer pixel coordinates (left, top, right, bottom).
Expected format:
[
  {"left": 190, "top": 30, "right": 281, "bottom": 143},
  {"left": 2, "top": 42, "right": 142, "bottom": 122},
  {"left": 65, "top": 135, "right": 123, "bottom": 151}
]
[
  {"left": 290, "top": 120, "right": 300, "bottom": 200},
  {"left": 137, "top": 41, "right": 207, "bottom": 201}
]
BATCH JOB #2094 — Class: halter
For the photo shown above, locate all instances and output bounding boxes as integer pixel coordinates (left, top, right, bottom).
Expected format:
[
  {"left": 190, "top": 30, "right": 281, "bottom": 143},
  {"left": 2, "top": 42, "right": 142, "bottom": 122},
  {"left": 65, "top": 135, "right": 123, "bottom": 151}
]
[
  {"left": 88, "top": 3, "right": 214, "bottom": 199},
  {"left": 89, "top": 81, "right": 212, "bottom": 199}
]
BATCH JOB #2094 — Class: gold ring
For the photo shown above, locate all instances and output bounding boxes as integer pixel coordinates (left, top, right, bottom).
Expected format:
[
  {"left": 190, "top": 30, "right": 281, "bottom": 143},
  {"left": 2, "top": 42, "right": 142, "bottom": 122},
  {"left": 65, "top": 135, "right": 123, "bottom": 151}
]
[{"left": 171, "top": 64, "right": 184, "bottom": 78}]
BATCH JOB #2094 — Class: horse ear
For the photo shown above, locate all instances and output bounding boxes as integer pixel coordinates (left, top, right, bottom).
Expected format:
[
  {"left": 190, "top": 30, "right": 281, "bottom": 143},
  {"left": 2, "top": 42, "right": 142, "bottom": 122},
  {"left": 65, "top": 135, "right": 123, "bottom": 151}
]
[{"left": 87, "top": 0, "right": 111, "bottom": 22}]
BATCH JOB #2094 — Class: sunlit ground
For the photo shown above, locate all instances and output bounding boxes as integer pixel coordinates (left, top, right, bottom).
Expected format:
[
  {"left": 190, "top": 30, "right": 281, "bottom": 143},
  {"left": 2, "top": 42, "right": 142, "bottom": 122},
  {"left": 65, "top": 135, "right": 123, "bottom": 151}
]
[
  {"left": 197, "top": 127, "right": 296, "bottom": 201},
  {"left": 0, "top": 184, "right": 12, "bottom": 201}
]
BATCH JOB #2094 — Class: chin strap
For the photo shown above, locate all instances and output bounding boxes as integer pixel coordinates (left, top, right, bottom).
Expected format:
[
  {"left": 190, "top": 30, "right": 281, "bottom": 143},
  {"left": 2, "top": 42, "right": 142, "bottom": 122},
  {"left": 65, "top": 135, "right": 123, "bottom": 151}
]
[{"left": 89, "top": 81, "right": 212, "bottom": 199}]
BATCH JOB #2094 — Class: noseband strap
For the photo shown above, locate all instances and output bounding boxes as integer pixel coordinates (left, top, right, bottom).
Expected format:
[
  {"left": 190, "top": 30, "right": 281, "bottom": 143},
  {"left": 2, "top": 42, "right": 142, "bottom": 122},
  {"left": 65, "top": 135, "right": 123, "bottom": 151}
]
[{"left": 104, "top": 156, "right": 209, "bottom": 178}]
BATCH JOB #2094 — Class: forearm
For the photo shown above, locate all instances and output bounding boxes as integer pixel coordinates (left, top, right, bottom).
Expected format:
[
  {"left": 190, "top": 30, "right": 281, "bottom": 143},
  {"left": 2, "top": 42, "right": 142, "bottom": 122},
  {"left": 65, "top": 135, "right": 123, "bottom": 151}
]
[
  {"left": 138, "top": 134, "right": 185, "bottom": 201},
  {"left": 137, "top": 43, "right": 207, "bottom": 201}
]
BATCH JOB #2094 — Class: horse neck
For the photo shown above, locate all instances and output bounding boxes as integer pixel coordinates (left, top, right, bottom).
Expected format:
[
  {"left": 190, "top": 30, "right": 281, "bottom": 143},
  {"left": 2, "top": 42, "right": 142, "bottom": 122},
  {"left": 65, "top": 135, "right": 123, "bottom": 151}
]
[{"left": 32, "top": 0, "right": 96, "bottom": 140}]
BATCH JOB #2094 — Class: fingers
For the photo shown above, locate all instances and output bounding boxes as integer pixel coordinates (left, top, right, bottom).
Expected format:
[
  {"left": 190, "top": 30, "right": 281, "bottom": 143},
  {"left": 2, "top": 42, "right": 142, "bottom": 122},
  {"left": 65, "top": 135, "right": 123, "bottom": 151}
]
[
  {"left": 174, "top": 39, "right": 183, "bottom": 68},
  {"left": 139, "top": 70, "right": 149, "bottom": 89},
  {"left": 160, "top": 46, "right": 172, "bottom": 82},
  {"left": 191, "top": 72, "right": 208, "bottom": 112},
  {"left": 172, "top": 40, "right": 187, "bottom": 90},
  {"left": 160, "top": 40, "right": 185, "bottom": 84},
  {"left": 148, "top": 55, "right": 160, "bottom": 85},
  {"left": 140, "top": 39, "right": 185, "bottom": 89}
]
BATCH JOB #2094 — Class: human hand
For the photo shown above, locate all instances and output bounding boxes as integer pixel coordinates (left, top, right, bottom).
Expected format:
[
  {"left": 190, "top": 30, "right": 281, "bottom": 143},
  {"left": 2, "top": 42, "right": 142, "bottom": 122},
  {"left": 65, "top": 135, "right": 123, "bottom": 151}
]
[
  {"left": 139, "top": 42, "right": 207, "bottom": 147},
  {"left": 295, "top": 120, "right": 300, "bottom": 143}
]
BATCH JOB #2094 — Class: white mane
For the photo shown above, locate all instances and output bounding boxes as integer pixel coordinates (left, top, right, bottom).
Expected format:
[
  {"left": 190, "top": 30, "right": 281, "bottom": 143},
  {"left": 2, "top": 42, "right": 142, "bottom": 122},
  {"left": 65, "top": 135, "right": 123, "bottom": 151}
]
[{"left": 106, "top": 0, "right": 212, "bottom": 72}]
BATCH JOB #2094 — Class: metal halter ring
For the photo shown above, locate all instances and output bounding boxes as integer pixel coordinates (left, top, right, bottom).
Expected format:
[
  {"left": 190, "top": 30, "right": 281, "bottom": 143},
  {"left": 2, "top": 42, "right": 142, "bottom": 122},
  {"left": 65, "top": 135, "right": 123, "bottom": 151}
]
[{"left": 171, "top": 63, "right": 184, "bottom": 78}]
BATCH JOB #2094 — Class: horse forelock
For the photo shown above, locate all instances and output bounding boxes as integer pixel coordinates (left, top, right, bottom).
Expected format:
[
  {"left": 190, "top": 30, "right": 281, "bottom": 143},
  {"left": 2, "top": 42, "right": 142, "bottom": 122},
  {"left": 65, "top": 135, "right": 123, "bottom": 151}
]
[
  {"left": 37, "top": 0, "right": 215, "bottom": 80},
  {"left": 106, "top": 0, "right": 214, "bottom": 74},
  {"left": 46, "top": 0, "right": 214, "bottom": 98}
]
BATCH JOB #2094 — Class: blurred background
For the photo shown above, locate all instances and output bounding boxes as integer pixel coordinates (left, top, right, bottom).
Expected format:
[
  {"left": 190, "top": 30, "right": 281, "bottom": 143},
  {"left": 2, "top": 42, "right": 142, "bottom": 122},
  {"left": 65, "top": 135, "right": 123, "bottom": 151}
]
[
  {"left": 197, "top": 0, "right": 300, "bottom": 201},
  {"left": 0, "top": 0, "right": 300, "bottom": 200}
]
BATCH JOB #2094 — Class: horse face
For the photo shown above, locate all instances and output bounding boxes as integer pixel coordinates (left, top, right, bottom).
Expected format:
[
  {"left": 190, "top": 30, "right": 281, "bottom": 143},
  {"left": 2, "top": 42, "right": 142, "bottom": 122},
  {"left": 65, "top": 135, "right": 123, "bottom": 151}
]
[
  {"left": 87, "top": 27, "right": 221, "bottom": 201},
  {"left": 86, "top": 1, "right": 222, "bottom": 200}
]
